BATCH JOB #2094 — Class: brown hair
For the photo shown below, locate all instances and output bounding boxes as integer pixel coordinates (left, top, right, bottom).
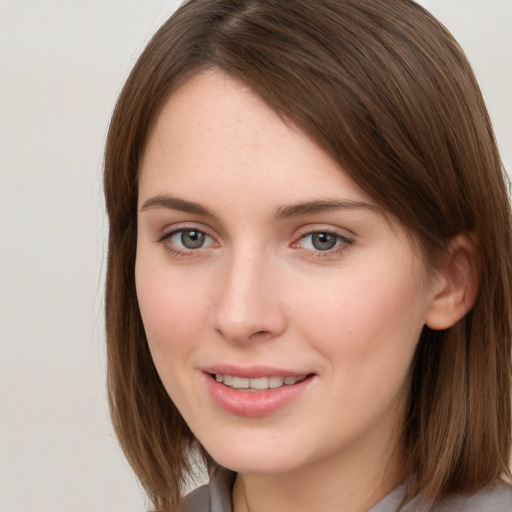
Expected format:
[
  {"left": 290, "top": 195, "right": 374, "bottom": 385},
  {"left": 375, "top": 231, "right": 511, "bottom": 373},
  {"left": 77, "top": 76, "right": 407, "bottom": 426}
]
[{"left": 104, "top": 1, "right": 512, "bottom": 510}]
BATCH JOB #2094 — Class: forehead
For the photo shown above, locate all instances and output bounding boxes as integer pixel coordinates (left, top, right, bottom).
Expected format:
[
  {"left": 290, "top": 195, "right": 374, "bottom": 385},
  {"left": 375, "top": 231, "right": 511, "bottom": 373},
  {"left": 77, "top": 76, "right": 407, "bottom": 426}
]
[
  {"left": 142, "top": 71, "right": 310, "bottom": 177},
  {"left": 139, "top": 70, "right": 372, "bottom": 209}
]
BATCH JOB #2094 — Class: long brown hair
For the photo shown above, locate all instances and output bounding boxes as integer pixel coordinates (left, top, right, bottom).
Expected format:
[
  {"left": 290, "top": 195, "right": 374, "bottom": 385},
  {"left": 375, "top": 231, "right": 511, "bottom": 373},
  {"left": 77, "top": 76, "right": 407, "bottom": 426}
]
[{"left": 104, "top": 1, "right": 512, "bottom": 510}]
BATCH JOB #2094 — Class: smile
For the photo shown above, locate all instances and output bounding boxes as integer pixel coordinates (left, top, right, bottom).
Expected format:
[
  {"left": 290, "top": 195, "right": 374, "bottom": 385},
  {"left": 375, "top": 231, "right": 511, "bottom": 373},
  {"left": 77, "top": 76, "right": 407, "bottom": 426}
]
[
  {"left": 205, "top": 371, "right": 315, "bottom": 417},
  {"left": 214, "top": 374, "right": 308, "bottom": 391}
]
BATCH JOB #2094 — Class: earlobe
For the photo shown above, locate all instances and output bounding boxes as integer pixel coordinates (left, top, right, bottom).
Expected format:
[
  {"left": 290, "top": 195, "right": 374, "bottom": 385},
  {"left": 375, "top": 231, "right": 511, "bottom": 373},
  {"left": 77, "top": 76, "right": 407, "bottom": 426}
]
[{"left": 425, "top": 233, "right": 479, "bottom": 331}]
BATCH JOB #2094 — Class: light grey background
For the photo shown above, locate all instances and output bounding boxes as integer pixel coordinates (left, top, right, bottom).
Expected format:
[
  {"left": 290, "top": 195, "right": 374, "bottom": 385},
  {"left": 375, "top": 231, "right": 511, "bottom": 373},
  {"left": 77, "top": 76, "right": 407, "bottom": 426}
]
[{"left": 1, "top": 1, "right": 510, "bottom": 511}]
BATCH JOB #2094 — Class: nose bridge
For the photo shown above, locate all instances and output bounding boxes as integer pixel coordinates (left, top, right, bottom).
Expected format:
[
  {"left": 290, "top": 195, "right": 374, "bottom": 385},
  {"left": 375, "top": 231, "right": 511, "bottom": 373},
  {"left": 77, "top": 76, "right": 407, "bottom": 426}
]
[{"left": 213, "top": 241, "right": 284, "bottom": 342}]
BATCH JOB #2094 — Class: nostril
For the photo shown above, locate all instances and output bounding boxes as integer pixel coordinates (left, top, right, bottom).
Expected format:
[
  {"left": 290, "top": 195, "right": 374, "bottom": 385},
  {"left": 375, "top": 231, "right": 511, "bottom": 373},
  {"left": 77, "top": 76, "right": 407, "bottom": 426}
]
[{"left": 248, "top": 330, "right": 272, "bottom": 340}]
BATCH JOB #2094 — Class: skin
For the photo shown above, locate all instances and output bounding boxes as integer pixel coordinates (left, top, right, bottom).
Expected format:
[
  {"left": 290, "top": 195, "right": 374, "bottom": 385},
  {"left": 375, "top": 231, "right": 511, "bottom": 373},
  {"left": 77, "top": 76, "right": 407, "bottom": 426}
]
[{"left": 135, "top": 70, "right": 447, "bottom": 512}]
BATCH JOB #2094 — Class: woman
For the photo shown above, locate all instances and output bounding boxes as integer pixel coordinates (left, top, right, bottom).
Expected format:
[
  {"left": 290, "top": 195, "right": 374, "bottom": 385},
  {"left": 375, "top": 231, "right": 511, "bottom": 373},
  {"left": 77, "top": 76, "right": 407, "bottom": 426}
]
[{"left": 103, "top": 1, "right": 512, "bottom": 511}]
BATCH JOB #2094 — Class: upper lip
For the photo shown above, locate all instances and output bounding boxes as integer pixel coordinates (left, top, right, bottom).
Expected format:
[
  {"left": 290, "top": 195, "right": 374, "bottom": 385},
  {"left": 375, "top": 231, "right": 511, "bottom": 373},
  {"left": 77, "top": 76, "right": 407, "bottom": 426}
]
[{"left": 202, "top": 365, "right": 312, "bottom": 379}]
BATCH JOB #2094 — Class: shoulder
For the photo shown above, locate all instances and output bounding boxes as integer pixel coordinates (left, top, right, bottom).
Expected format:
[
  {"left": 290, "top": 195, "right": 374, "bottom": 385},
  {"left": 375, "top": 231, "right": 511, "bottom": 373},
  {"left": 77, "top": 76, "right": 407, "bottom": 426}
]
[
  {"left": 375, "top": 479, "right": 512, "bottom": 512},
  {"left": 179, "top": 483, "right": 210, "bottom": 512},
  {"left": 179, "top": 469, "right": 235, "bottom": 512},
  {"left": 434, "top": 481, "right": 512, "bottom": 512}
]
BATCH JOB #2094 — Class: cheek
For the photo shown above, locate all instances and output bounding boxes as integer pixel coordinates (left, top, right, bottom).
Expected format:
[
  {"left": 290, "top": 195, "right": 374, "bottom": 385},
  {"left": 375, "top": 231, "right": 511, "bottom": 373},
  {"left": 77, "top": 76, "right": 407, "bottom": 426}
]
[
  {"left": 135, "top": 257, "right": 212, "bottom": 366},
  {"left": 293, "top": 265, "right": 427, "bottom": 380}
]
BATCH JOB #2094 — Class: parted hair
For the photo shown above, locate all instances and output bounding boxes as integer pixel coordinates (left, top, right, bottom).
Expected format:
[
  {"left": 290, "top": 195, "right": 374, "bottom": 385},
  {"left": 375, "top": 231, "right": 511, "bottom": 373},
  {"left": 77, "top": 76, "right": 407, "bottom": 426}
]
[{"left": 104, "top": 1, "right": 512, "bottom": 510}]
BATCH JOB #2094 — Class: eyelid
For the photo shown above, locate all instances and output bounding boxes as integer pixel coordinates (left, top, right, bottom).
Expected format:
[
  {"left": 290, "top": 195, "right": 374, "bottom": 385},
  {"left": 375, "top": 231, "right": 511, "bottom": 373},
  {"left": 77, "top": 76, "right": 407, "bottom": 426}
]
[
  {"left": 292, "top": 224, "right": 355, "bottom": 243},
  {"left": 158, "top": 228, "right": 214, "bottom": 244},
  {"left": 157, "top": 222, "right": 217, "bottom": 241}
]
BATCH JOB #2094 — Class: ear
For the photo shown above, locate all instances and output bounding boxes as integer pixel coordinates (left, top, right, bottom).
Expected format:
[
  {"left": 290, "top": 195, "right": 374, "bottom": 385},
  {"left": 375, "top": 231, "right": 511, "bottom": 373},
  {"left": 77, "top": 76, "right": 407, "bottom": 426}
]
[{"left": 425, "top": 233, "right": 479, "bottom": 330}]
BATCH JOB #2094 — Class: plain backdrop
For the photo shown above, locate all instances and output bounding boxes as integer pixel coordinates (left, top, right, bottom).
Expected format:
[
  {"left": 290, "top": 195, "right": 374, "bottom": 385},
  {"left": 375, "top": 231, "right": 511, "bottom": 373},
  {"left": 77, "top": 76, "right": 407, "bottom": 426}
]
[{"left": 1, "top": 1, "right": 510, "bottom": 511}]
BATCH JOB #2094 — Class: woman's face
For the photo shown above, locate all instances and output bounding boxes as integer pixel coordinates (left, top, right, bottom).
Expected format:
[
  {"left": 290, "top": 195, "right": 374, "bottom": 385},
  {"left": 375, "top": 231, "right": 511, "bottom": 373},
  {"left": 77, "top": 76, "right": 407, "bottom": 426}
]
[{"left": 135, "top": 70, "right": 439, "bottom": 477}]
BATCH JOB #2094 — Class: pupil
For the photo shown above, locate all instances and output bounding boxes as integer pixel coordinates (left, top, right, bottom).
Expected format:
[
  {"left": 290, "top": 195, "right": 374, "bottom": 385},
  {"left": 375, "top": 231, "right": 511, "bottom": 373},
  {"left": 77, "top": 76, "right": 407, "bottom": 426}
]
[
  {"left": 312, "top": 232, "right": 337, "bottom": 251},
  {"left": 181, "top": 230, "right": 205, "bottom": 249}
]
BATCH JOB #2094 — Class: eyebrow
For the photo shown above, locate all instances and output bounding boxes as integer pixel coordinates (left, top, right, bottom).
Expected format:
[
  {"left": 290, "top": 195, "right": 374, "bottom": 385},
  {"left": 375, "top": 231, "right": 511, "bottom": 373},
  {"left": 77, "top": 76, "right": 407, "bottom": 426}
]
[
  {"left": 140, "top": 195, "right": 376, "bottom": 218},
  {"left": 273, "top": 199, "right": 377, "bottom": 218},
  {"left": 140, "top": 195, "right": 215, "bottom": 216}
]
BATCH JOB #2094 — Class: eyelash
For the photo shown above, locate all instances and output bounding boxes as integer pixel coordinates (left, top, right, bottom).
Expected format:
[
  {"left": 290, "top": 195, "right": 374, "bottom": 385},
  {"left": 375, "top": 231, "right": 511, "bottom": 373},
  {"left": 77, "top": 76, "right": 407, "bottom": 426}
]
[{"left": 157, "top": 227, "right": 354, "bottom": 258}]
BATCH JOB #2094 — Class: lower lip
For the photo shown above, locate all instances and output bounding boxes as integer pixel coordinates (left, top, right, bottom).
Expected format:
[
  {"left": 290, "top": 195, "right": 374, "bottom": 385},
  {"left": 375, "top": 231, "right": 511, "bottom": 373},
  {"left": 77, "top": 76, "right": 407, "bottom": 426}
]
[{"left": 203, "top": 373, "right": 314, "bottom": 417}]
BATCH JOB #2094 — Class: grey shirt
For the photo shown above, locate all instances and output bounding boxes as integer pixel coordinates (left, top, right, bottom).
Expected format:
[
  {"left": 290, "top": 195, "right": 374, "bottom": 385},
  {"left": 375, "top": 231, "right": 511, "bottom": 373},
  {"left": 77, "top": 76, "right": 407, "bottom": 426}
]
[{"left": 179, "top": 469, "right": 512, "bottom": 512}]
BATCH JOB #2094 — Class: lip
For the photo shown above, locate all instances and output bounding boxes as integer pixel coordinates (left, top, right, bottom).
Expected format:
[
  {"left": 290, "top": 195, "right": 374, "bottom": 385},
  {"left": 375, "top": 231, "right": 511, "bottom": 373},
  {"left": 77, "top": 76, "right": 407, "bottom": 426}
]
[{"left": 202, "top": 366, "right": 315, "bottom": 417}]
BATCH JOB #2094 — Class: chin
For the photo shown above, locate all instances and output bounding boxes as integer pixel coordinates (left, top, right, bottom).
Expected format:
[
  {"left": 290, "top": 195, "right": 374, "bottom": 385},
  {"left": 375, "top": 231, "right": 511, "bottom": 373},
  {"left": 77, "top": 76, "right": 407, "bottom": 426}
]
[
  {"left": 212, "top": 452, "right": 302, "bottom": 475},
  {"left": 198, "top": 432, "right": 312, "bottom": 476}
]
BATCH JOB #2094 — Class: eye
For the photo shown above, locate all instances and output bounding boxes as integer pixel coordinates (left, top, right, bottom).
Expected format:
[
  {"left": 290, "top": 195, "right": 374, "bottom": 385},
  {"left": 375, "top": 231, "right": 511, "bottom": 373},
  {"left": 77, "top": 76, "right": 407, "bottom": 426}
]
[
  {"left": 298, "top": 231, "right": 353, "bottom": 252},
  {"left": 174, "top": 229, "right": 208, "bottom": 249},
  {"left": 159, "top": 228, "right": 216, "bottom": 253}
]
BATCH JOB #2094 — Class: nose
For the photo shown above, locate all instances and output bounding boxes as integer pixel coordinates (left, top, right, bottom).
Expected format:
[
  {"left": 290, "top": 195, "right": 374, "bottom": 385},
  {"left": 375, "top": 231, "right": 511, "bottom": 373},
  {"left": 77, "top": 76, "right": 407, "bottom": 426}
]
[{"left": 212, "top": 248, "right": 287, "bottom": 344}]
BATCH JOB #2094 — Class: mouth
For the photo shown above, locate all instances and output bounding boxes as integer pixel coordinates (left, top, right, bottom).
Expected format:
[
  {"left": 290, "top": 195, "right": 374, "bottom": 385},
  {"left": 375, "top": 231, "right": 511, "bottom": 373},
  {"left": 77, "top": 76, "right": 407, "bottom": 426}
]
[
  {"left": 211, "top": 373, "right": 309, "bottom": 391},
  {"left": 204, "top": 369, "right": 316, "bottom": 416}
]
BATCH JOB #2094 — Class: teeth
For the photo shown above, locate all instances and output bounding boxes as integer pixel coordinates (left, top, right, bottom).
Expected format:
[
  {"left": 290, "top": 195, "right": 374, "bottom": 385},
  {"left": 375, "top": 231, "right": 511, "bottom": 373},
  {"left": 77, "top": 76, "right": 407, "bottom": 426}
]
[
  {"left": 269, "top": 376, "right": 284, "bottom": 389},
  {"left": 250, "top": 377, "right": 269, "bottom": 390},
  {"left": 231, "top": 377, "right": 249, "bottom": 389},
  {"left": 214, "top": 374, "right": 306, "bottom": 390}
]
